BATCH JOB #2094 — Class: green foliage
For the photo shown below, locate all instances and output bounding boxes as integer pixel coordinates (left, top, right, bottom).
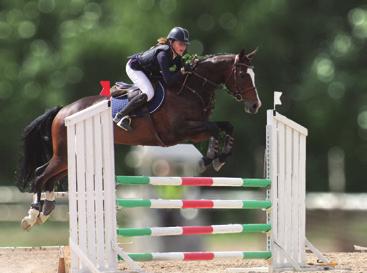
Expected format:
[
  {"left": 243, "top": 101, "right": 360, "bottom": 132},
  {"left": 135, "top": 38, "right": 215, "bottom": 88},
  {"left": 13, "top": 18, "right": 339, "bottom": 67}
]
[
  {"left": 1, "top": 0, "right": 367, "bottom": 192},
  {"left": 182, "top": 53, "right": 201, "bottom": 64}
]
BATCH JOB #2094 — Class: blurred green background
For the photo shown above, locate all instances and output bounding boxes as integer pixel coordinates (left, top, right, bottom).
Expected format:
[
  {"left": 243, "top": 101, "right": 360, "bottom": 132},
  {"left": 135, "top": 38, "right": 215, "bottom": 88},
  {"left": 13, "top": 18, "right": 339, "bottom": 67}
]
[{"left": 0, "top": 0, "right": 366, "bottom": 251}]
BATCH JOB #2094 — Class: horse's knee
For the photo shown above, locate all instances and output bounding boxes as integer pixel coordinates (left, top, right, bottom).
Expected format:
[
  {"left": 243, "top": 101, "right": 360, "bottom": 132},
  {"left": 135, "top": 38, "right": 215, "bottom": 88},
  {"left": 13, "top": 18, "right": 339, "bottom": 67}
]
[
  {"left": 206, "top": 123, "right": 220, "bottom": 137},
  {"left": 225, "top": 123, "right": 234, "bottom": 134},
  {"left": 217, "top": 121, "right": 234, "bottom": 134}
]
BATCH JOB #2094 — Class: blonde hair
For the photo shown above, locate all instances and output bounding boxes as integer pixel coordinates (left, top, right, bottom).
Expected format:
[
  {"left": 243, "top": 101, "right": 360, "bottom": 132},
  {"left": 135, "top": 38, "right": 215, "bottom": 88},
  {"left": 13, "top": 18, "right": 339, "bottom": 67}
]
[{"left": 157, "top": 37, "right": 169, "bottom": 45}]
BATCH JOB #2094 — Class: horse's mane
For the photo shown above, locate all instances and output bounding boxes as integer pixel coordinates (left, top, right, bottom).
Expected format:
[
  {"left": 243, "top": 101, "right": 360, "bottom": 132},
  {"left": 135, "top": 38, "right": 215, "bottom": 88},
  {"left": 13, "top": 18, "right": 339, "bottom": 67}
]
[
  {"left": 185, "top": 54, "right": 235, "bottom": 73},
  {"left": 199, "top": 53, "right": 234, "bottom": 63},
  {"left": 184, "top": 53, "right": 235, "bottom": 66},
  {"left": 200, "top": 53, "right": 234, "bottom": 60}
]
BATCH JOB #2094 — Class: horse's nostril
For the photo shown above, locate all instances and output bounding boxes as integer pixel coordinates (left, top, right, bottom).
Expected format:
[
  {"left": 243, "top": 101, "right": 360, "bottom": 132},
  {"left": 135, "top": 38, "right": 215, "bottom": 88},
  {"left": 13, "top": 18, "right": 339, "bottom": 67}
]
[{"left": 252, "top": 101, "right": 261, "bottom": 110}]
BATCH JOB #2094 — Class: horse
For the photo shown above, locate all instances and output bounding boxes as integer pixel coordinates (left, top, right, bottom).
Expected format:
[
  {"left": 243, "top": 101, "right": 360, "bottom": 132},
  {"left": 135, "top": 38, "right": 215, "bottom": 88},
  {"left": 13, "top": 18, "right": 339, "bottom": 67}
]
[{"left": 16, "top": 49, "right": 262, "bottom": 231}]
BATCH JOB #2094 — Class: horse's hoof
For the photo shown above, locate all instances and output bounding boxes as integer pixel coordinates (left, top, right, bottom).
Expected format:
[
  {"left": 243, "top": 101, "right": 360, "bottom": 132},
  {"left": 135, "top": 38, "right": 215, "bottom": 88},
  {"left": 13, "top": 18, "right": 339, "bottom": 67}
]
[
  {"left": 198, "top": 158, "right": 209, "bottom": 173},
  {"left": 21, "top": 218, "right": 33, "bottom": 231},
  {"left": 20, "top": 208, "right": 40, "bottom": 231},
  {"left": 212, "top": 158, "right": 225, "bottom": 172}
]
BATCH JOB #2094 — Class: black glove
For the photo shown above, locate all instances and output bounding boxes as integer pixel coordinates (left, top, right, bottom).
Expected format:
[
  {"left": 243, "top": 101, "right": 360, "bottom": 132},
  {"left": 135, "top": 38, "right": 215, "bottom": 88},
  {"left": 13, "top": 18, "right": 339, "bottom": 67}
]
[{"left": 181, "top": 63, "right": 193, "bottom": 74}]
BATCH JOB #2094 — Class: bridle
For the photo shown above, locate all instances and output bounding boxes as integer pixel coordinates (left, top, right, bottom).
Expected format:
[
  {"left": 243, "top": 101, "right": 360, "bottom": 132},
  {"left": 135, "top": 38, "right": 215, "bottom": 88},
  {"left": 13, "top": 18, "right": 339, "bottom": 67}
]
[
  {"left": 224, "top": 55, "right": 256, "bottom": 102},
  {"left": 178, "top": 55, "right": 256, "bottom": 113}
]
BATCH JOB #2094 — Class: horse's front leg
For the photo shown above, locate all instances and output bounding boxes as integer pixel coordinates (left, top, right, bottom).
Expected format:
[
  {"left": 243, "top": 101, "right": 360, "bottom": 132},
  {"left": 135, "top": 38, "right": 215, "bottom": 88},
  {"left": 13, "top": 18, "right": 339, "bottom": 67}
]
[
  {"left": 175, "top": 120, "right": 221, "bottom": 172},
  {"left": 189, "top": 135, "right": 220, "bottom": 172},
  {"left": 212, "top": 121, "right": 234, "bottom": 171}
]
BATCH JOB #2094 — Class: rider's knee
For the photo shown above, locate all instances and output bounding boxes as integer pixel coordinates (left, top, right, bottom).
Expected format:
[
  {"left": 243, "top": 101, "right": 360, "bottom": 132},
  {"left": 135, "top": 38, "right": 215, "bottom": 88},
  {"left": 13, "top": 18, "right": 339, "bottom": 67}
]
[{"left": 143, "top": 87, "right": 154, "bottom": 101}]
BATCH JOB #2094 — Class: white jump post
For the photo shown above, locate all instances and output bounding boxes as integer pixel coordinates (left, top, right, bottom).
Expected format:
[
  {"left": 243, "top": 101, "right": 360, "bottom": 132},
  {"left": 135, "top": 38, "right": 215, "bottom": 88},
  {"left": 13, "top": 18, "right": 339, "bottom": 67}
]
[
  {"left": 65, "top": 100, "right": 142, "bottom": 273},
  {"left": 267, "top": 110, "right": 305, "bottom": 271},
  {"left": 64, "top": 99, "right": 327, "bottom": 273},
  {"left": 267, "top": 109, "right": 328, "bottom": 272}
]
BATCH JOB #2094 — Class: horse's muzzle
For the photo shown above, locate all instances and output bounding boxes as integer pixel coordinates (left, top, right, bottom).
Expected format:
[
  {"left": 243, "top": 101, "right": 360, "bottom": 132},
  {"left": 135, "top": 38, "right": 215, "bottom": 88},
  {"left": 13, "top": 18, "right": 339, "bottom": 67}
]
[{"left": 244, "top": 100, "right": 262, "bottom": 114}]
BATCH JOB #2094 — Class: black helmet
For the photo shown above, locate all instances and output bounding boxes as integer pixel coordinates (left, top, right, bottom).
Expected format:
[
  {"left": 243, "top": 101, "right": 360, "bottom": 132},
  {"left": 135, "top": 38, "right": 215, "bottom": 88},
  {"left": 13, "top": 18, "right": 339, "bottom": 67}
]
[{"left": 167, "top": 27, "right": 190, "bottom": 44}]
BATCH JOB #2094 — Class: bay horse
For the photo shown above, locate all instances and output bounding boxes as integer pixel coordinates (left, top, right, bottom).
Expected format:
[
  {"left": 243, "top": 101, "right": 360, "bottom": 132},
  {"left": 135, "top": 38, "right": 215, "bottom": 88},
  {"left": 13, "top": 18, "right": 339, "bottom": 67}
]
[{"left": 17, "top": 49, "right": 261, "bottom": 230}]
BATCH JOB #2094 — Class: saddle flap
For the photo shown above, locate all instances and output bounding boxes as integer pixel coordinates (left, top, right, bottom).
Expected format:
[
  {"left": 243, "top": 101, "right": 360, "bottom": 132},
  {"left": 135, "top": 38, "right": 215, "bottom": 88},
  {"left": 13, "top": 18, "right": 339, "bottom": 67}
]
[
  {"left": 111, "top": 81, "right": 165, "bottom": 117},
  {"left": 116, "top": 81, "right": 134, "bottom": 89},
  {"left": 111, "top": 81, "right": 140, "bottom": 98}
]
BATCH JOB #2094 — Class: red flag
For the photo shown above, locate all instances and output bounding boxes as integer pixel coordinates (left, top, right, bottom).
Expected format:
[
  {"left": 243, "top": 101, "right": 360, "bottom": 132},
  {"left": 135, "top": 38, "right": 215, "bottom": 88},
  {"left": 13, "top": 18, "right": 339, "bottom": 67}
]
[{"left": 99, "top": 80, "right": 111, "bottom": 97}]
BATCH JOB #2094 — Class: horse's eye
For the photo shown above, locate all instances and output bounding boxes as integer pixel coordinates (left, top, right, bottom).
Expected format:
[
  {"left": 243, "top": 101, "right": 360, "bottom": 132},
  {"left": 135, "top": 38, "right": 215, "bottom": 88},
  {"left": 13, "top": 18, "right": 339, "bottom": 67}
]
[{"left": 239, "top": 71, "right": 245, "bottom": 78}]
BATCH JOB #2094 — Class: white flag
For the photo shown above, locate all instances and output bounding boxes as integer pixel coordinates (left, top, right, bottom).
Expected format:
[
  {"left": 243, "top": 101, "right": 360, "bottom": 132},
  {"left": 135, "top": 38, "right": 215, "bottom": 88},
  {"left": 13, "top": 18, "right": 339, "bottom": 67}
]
[{"left": 274, "top": 91, "right": 282, "bottom": 107}]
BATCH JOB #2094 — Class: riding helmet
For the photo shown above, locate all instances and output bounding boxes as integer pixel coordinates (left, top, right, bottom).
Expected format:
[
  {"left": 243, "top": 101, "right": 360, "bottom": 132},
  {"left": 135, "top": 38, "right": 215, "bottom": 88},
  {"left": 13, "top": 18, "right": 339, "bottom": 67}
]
[{"left": 167, "top": 27, "right": 190, "bottom": 44}]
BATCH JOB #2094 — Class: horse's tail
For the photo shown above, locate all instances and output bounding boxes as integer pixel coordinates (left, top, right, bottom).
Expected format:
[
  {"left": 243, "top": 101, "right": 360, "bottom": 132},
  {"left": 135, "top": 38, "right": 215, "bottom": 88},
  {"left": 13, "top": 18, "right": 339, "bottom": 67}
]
[{"left": 16, "top": 106, "right": 63, "bottom": 192}]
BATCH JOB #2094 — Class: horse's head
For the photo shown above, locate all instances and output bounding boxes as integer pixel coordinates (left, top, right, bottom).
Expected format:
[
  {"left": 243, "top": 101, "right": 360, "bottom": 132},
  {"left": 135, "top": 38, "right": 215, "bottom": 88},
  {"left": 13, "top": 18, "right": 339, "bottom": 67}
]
[{"left": 224, "top": 49, "right": 261, "bottom": 114}]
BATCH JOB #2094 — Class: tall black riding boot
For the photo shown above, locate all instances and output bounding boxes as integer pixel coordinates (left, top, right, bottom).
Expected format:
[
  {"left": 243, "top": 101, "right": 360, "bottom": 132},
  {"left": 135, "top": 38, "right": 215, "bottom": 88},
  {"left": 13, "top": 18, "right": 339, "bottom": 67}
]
[{"left": 113, "top": 93, "right": 148, "bottom": 131}]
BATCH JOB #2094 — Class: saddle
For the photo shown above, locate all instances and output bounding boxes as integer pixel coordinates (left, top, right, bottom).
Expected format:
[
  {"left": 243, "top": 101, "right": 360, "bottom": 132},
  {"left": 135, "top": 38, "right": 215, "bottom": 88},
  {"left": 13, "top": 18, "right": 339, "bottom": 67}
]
[
  {"left": 110, "top": 80, "right": 165, "bottom": 118},
  {"left": 110, "top": 82, "right": 140, "bottom": 98}
]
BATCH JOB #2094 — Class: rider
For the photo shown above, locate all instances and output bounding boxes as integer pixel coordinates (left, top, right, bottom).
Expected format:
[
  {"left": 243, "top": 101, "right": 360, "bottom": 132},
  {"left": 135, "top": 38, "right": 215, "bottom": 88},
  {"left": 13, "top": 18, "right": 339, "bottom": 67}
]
[{"left": 113, "top": 26, "right": 193, "bottom": 131}]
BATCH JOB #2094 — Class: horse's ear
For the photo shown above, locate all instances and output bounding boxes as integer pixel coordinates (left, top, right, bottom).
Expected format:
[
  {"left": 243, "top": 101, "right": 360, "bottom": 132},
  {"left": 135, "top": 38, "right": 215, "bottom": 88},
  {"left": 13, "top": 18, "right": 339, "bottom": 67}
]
[
  {"left": 239, "top": 49, "right": 246, "bottom": 60},
  {"left": 246, "top": 47, "right": 258, "bottom": 60}
]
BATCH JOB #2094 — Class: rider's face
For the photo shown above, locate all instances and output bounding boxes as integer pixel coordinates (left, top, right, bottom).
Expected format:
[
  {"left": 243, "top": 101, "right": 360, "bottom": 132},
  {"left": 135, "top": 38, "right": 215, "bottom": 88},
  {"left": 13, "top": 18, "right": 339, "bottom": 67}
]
[{"left": 171, "top": 40, "right": 187, "bottom": 56}]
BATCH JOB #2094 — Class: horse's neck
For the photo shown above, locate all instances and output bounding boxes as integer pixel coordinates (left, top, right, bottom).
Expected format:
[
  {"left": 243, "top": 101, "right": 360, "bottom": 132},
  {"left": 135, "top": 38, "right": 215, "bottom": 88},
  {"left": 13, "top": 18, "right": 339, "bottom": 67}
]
[
  {"left": 196, "top": 55, "right": 234, "bottom": 85},
  {"left": 186, "top": 55, "right": 234, "bottom": 92},
  {"left": 179, "top": 55, "right": 234, "bottom": 113}
]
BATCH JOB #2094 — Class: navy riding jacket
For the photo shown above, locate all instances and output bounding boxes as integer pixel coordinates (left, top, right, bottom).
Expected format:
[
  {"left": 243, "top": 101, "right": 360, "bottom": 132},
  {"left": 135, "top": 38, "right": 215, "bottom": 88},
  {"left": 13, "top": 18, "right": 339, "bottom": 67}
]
[{"left": 129, "top": 45, "right": 184, "bottom": 87}]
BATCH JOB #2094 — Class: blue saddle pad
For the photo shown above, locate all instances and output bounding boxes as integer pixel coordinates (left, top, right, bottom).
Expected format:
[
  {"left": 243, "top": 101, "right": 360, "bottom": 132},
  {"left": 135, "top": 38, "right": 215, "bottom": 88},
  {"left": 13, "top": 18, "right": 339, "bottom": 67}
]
[{"left": 111, "top": 81, "right": 165, "bottom": 118}]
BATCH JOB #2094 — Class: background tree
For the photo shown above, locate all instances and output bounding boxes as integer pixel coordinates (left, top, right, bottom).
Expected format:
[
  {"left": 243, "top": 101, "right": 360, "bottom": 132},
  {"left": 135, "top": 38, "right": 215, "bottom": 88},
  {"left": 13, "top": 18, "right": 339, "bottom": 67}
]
[{"left": 0, "top": 0, "right": 366, "bottom": 192}]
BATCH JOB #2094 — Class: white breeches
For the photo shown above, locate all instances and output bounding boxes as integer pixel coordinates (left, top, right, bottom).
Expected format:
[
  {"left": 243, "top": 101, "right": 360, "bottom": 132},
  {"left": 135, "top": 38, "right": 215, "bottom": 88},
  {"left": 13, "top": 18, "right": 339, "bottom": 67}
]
[{"left": 126, "top": 60, "right": 154, "bottom": 101}]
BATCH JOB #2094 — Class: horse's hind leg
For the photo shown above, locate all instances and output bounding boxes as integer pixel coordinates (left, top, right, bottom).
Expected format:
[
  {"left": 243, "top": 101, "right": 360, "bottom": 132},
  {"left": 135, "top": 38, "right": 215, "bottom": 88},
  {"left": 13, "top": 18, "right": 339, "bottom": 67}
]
[
  {"left": 21, "top": 156, "right": 67, "bottom": 231},
  {"left": 36, "top": 169, "right": 67, "bottom": 225}
]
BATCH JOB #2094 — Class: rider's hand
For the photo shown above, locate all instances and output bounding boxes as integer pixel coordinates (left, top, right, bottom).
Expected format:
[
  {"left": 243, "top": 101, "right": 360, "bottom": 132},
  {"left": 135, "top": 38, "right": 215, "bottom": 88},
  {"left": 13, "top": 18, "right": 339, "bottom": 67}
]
[{"left": 181, "top": 63, "right": 193, "bottom": 74}]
